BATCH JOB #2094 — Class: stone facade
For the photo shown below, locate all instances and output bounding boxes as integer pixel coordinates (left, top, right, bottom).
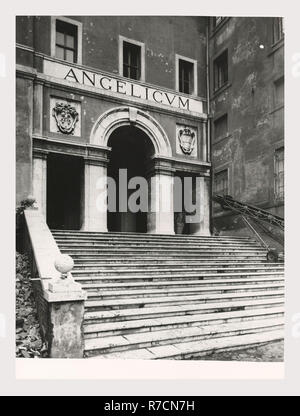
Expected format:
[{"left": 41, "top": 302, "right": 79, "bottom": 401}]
[
  {"left": 16, "top": 16, "right": 284, "bottom": 235},
  {"left": 16, "top": 16, "right": 211, "bottom": 235}
]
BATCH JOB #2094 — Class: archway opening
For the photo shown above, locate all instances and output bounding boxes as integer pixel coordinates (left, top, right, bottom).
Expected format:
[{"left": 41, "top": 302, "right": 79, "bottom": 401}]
[{"left": 107, "top": 125, "right": 155, "bottom": 232}]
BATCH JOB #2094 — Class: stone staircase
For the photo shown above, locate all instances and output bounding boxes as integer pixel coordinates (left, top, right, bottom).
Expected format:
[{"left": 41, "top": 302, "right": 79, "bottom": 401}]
[{"left": 52, "top": 231, "right": 285, "bottom": 360}]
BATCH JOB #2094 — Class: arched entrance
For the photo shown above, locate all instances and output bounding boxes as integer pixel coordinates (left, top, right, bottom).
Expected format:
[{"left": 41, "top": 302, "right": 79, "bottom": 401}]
[
  {"left": 107, "top": 125, "right": 154, "bottom": 232},
  {"left": 85, "top": 106, "right": 174, "bottom": 234}
]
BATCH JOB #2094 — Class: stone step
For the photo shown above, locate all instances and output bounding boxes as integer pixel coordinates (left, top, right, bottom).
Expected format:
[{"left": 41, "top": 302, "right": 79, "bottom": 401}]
[
  {"left": 84, "top": 318, "right": 284, "bottom": 356},
  {"left": 73, "top": 264, "right": 284, "bottom": 274},
  {"left": 89, "top": 329, "right": 284, "bottom": 360},
  {"left": 52, "top": 230, "right": 253, "bottom": 241},
  {"left": 73, "top": 271, "right": 284, "bottom": 282},
  {"left": 86, "top": 282, "right": 284, "bottom": 300},
  {"left": 71, "top": 260, "right": 281, "bottom": 268},
  {"left": 68, "top": 255, "right": 267, "bottom": 263},
  {"left": 56, "top": 240, "right": 260, "bottom": 248},
  {"left": 84, "top": 298, "right": 284, "bottom": 323},
  {"left": 85, "top": 290, "right": 284, "bottom": 311},
  {"left": 62, "top": 252, "right": 267, "bottom": 260},
  {"left": 84, "top": 306, "right": 284, "bottom": 338},
  {"left": 59, "top": 245, "right": 266, "bottom": 253},
  {"left": 80, "top": 276, "right": 284, "bottom": 292}
]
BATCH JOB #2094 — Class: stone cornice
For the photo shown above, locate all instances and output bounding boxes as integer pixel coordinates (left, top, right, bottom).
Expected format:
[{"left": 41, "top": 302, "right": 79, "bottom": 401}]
[{"left": 32, "top": 135, "right": 110, "bottom": 164}]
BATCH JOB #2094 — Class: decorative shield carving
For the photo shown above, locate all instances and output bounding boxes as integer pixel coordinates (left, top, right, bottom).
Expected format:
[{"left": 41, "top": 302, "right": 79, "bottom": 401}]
[
  {"left": 52, "top": 102, "right": 79, "bottom": 135},
  {"left": 178, "top": 127, "right": 196, "bottom": 155}
]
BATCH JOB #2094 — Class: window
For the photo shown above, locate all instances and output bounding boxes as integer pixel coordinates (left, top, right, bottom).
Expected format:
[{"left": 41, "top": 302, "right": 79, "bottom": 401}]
[
  {"left": 274, "top": 147, "right": 284, "bottom": 200},
  {"left": 214, "top": 50, "right": 228, "bottom": 91},
  {"left": 179, "top": 59, "right": 194, "bottom": 94},
  {"left": 273, "top": 17, "right": 284, "bottom": 44},
  {"left": 119, "top": 36, "right": 145, "bottom": 81},
  {"left": 274, "top": 77, "right": 284, "bottom": 107},
  {"left": 175, "top": 55, "right": 197, "bottom": 95},
  {"left": 214, "top": 169, "right": 229, "bottom": 196},
  {"left": 123, "top": 41, "right": 141, "bottom": 80},
  {"left": 51, "top": 17, "right": 82, "bottom": 64},
  {"left": 55, "top": 20, "right": 77, "bottom": 63},
  {"left": 214, "top": 114, "right": 228, "bottom": 139}
]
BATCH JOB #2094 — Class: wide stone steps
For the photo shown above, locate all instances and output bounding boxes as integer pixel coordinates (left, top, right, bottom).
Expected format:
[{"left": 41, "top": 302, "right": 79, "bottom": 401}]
[
  {"left": 84, "top": 298, "right": 284, "bottom": 323},
  {"left": 84, "top": 306, "right": 284, "bottom": 338},
  {"left": 53, "top": 231, "right": 284, "bottom": 359},
  {"left": 89, "top": 330, "right": 284, "bottom": 360},
  {"left": 84, "top": 318, "right": 284, "bottom": 357}
]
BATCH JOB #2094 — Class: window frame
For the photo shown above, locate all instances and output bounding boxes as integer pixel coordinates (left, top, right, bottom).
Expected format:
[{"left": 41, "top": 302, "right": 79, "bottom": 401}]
[
  {"left": 51, "top": 16, "right": 82, "bottom": 64},
  {"left": 175, "top": 54, "right": 198, "bottom": 96},
  {"left": 213, "top": 168, "right": 229, "bottom": 197},
  {"left": 273, "top": 17, "right": 284, "bottom": 44},
  {"left": 213, "top": 49, "right": 229, "bottom": 92},
  {"left": 274, "top": 76, "right": 284, "bottom": 109},
  {"left": 119, "top": 35, "right": 145, "bottom": 82},
  {"left": 274, "top": 147, "right": 284, "bottom": 201},
  {"left": 214, "top": 113, "right": 228, "bottom": 140}
]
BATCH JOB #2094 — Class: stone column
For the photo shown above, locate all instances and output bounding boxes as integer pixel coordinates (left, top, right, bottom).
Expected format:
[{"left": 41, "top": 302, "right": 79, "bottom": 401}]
[
  {"left": 82, "top": 158, "right": 108, "bottom": 232},
  {"left": 189, "top": 176, "right": 211, "bottom": 236},
  {"left": 32, "top": 150, "right": 47, "bottom": 218},
  {"left": 147, "top": 159, "right": 175, "bottom": 235}
]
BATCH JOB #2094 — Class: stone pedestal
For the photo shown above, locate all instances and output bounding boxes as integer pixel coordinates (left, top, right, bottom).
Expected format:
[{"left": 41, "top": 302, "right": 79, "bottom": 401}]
[{"left": 82, "top": 159, "right": 108, "bottom": 232}]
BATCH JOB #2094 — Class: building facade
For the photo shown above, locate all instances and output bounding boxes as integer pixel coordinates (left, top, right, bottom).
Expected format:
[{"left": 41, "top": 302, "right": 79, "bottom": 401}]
[
  {"left": 209, "top": 17, "right": 284, "bottom": 233},
  {"left": 16, "top": 16, "right": 211, "bottom": 236},
  {"left": 16, "top": 16, "right": 284, "bottom": 237}
]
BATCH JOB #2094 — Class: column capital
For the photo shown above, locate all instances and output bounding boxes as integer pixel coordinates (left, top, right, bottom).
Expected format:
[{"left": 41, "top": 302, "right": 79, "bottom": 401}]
[
  {"left": 146, "top": 157, "right": 175, "bottom": 177},
  {"left": 33, "top": 148, "right": 48, "bottom": 160}
]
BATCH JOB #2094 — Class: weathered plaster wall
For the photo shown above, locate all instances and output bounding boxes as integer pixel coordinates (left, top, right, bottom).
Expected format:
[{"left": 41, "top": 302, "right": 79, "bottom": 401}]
[{"left": 210, "top": 17, "right": 284, "bottom": 232}]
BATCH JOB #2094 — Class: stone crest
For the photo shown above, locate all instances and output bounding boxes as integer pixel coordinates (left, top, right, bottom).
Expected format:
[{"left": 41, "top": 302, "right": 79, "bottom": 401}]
[
  {"left": 52, "top": 102, "right": 79, "bottom": 135},
  {"left": 178, "top": 127, "right": 196, "bottom": 155}
]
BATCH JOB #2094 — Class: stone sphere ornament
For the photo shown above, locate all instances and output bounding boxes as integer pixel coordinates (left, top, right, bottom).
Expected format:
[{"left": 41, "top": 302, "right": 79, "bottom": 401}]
[{"left": 54, "top": 254, "right": 74, "bottom": 279}]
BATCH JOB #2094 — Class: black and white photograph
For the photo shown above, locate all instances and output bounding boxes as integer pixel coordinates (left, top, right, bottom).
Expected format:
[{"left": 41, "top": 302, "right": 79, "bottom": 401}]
[{"left": 15, "top": 15, "right": 284, "bottom": 363}]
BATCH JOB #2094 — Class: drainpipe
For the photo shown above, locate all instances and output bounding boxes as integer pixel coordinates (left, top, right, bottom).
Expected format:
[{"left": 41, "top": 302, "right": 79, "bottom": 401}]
[{"left": 206, "top": 20, "right": 213, "bottom": 234}]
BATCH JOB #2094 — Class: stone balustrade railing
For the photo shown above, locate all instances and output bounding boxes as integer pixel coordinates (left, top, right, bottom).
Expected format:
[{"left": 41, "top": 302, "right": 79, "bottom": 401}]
[{"left": 23, "top": 204, "right": 87, "bottom": 358}]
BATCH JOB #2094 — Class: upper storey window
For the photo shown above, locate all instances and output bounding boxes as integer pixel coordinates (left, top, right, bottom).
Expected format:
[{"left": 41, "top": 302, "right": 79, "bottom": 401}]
[
  {"left": 56, "top": 20, "right": 77, "bottom": 63},
  {"left": 273, "top": 17, "right": 284, "bottom": 44},
  {"left": 51, "top": 17, "right": 82, "bottom": 64},
  {"left": 119, "top": 36, "right": 145, "bottom": 82},
  {"left": 214, "top": 49, "right": 228, "bottom": 91},
  {"left": 176, "top": 55, "right": 197, "bottom": 96},
  {"left": 123, "top": 41, "right": 141, "bottom": 80}
]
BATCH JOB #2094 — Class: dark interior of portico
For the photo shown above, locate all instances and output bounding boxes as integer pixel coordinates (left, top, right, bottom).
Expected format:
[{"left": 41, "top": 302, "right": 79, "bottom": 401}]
[
  {"left": 107, "top": 125, "right": 154, "bottom": 233},
  {"left": 47, "top": 153, "right": 84, "bottom": 230}
]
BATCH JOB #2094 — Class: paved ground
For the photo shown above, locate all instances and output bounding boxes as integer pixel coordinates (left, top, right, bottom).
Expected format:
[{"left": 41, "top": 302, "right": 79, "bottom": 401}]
[{"left": 197, "top": 340, "right": 284, "bottom": 362}]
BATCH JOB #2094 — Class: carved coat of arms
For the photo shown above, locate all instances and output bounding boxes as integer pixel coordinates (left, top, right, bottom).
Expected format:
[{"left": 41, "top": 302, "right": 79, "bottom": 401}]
[
  {"left": 178, "top": 127, "right": 196, "bottom": 155},
  {"left": 52, "top": 102, "right": 79, "bottom": 135}
]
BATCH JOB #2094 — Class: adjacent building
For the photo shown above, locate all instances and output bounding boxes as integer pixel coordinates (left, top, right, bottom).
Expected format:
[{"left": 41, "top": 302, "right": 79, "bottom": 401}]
[{"left": 209, "top": 17, "right": 284, "bottom": 233}]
